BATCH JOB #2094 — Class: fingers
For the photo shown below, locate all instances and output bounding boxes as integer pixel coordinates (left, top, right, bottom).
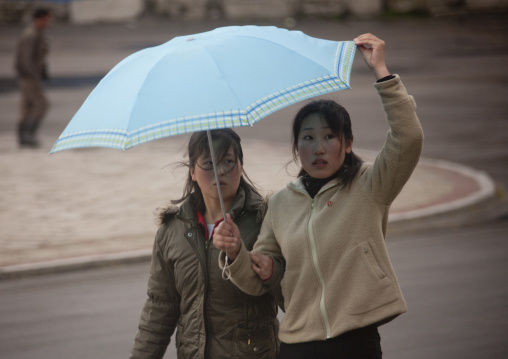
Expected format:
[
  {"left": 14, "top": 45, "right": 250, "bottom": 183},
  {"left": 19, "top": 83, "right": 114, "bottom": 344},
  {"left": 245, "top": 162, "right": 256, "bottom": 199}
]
[
  {"left": 249, "top": 252, "right": 273, "bottom": 281},
  {"left": 353, "top": 33, "right": 389, "bottom": 80},
  {"left": 354, "top": 33, "right": 384, "bottom": 48},
  {"left": 222, "top": 214, "right": 241, "bottom": 237},
  {"left": 249, "top": 251, "right": 261, "bottom": 268},
  {"left": 212, "top": 217, "right": 241, "bottom": 259},
  {"left": 251, "top": 262, "right": 261, "bottom": 275},
  {"left": 213, "top": 225, "right": 238, "bottom": 248},
  {"left": 249, "top": 251, "right": 267, "bottom": 265}
]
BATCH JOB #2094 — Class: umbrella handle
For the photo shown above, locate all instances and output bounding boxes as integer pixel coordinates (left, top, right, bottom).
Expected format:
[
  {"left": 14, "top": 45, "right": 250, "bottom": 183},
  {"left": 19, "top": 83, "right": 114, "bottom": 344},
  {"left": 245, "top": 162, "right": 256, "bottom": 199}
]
[
  {"left": 207, "top": 130, "right": 232, "bottom": 280},
  {"left": 206, "top": 130, "right": 227, "bottom": 220}
]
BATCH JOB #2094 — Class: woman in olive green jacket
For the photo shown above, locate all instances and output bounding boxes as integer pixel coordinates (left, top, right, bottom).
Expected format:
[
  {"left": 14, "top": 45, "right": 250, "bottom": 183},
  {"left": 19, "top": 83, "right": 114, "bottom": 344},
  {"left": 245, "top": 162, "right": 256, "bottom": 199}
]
[{"left": 130, "top": 129, "right": 279, "bottom": 359}]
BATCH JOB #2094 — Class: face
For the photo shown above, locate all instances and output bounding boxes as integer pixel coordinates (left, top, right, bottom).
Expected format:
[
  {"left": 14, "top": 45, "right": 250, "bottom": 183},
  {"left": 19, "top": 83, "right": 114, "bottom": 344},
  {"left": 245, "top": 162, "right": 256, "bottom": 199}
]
[
  {"left": 35, "top": 15, "right": 51, "bottom": 30},
  {"left": 297, "top": 113, "right": 352, "bottom": 179},
  {"left": 190, "top": 145, "right": 242, "bottom": 208}
]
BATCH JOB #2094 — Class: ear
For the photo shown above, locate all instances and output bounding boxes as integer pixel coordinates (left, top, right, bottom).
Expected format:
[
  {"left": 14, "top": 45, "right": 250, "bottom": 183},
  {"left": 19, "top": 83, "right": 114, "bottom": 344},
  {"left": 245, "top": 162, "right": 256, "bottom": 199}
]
[
  {"left": 345, "top": 139, "right": 353, "bottom": 154},
  {"left": 190, "top": 168, "right": 196, "bottom": 182}
]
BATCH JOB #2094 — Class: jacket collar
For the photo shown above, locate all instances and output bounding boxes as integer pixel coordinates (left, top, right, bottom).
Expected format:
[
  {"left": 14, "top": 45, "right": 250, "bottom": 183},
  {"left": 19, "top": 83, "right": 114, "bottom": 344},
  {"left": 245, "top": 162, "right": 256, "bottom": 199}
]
[
  {"left": 195, "top": 210, "right": 224, "bottom": 240},
  {"left": 288, "top": 176, "right": 343, "bottom": 197},
  {"left": 169, "top": 186, "right": 261, "bottom": 224}
]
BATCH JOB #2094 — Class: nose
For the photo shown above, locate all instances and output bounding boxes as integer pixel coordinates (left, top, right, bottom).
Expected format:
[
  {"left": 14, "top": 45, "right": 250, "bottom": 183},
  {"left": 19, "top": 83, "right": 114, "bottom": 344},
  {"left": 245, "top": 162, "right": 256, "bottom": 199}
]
[
  {"left": 314, "top": 139, "right": 325, "bottom": 154},
  {"left": 217, "top": 163, "right": 226, "bottom": 176}
]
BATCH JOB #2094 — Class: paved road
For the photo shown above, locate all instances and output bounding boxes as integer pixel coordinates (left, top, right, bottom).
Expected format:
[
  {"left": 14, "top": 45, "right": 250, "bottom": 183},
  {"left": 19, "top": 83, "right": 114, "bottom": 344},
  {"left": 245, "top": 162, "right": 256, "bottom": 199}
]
[{"left": 1, "top": 12, "right": 508, "bottom": 359}]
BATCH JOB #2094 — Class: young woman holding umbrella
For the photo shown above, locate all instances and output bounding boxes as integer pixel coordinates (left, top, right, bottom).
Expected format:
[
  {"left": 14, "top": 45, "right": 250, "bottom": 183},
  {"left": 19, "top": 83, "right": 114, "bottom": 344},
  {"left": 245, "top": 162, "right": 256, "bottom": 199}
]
[
  {"left": 213, "top": 33, "right": 424, "bottom": 358},
  {"left": 130, "top": 129, "right": 280, "bottom": 359}
]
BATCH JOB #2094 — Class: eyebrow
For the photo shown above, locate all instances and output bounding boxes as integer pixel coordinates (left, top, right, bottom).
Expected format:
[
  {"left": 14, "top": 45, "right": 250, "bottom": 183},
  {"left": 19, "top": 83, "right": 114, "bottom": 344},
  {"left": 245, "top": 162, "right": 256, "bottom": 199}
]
[
  {"left": 301, "top": 125, "right": 331, "bottom": 132},
  {"left": 202, "top": 151, "right": 236, "bottom": 162}
]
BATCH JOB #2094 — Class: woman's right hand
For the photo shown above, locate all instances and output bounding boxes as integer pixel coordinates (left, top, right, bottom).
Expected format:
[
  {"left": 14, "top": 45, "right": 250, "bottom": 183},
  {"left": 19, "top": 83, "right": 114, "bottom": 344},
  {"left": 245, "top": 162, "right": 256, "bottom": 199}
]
[{"left": 213, "top": 214, "right": 241, "bottom": 260}]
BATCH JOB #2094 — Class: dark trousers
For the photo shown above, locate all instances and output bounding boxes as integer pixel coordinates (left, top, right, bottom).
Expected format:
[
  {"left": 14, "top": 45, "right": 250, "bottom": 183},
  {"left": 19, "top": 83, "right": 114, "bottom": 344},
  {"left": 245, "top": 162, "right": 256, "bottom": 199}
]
[
  {"left": 19, "top": 78, "right": 49, "bottom": 127},
  {"left": 277, "top": 325, "right": 382, "bottom": 359}
]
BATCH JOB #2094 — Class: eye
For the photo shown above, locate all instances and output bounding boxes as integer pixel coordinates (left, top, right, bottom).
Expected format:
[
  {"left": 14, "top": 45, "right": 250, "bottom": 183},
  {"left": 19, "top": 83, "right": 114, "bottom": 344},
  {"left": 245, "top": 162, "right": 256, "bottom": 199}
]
[
  {"left": 197, "top": 159, "right": 214, "bottom": 170},
  {"left": 301, "top": 134, "right": 313, "bottom": 141},
  {"left": 324, "top": 133, "right": 336, "bottom": 140}
]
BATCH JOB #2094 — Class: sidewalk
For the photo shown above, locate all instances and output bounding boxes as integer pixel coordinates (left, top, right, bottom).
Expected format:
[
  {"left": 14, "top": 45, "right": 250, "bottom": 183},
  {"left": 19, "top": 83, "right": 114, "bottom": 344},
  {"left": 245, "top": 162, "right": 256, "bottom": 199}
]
[{"left": 0, "top": 130, "right": 497, "bottom": 279}]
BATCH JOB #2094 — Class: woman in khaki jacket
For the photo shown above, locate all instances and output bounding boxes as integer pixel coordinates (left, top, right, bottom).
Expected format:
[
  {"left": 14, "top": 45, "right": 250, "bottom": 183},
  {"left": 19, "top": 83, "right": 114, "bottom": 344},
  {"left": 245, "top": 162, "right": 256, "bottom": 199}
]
[
  {"left": 130, "top": 129, "right": 279, "bottom": 359},
  {"left": 213, "top": 34, "right": 424, "bottom": 358}
]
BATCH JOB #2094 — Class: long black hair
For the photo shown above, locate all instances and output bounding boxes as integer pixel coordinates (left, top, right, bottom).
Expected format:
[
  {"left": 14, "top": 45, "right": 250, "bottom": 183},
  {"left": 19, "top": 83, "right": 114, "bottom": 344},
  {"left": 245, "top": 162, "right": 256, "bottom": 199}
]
[
  {"left": 172, "top": 129, "right": 260, "bottom": 212},
  {"left": 291, "top": 100, "right": 363, "bottom": 187}
]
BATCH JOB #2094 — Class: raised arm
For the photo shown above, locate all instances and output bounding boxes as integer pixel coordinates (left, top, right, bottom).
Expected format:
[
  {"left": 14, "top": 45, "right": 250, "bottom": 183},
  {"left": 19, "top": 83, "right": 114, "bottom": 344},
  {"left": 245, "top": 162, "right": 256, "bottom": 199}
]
[{"left": 353, "top": 34, "right": 424, "bottom": 205}]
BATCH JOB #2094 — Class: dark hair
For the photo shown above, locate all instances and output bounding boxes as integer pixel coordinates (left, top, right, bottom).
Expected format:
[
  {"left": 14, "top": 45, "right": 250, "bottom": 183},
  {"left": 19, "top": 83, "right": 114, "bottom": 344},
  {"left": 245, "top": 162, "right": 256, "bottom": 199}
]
[
  {"left": 291, "top": 100, "right": 363, "bottom": 187},
  {"left": 33, "top": 8, "right": 51, "bottom": 19},
  {"left": 172, "top": 129, "right": 260, "bottom": 212}
]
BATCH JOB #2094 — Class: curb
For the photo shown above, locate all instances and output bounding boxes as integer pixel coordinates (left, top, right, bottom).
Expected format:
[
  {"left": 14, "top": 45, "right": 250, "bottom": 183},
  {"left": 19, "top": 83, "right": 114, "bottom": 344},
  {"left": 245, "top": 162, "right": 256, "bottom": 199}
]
[
  {"left": 389, "top": 157, "right": 497, "bottom": 223},
  {"left": 0, "top": 158, "right": 499, "bottom": 280},
  {"left": 0, "top": 249, "right": 152, "bottom": 280}
]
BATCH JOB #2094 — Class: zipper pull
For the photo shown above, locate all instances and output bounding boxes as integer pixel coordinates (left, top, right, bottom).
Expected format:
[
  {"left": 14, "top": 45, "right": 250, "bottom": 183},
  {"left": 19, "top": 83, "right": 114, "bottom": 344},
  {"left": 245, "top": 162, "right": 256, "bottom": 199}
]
[{"left": 311, "top": 199, "right": 315, "bottom": 209}]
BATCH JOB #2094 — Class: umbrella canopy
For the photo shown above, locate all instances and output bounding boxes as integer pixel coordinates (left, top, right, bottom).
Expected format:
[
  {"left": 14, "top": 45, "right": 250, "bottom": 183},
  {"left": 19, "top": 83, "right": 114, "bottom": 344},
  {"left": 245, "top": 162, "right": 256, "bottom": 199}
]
[{"left": 50, "top": 25, "right": 356, "bottom": 154}]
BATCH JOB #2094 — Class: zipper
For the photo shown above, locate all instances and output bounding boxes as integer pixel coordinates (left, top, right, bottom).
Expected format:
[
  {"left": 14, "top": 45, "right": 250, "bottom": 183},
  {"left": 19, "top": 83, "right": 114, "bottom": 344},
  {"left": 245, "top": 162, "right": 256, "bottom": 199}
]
[{"left": 307, "top": 198, "right": 332, "bottom": 339}]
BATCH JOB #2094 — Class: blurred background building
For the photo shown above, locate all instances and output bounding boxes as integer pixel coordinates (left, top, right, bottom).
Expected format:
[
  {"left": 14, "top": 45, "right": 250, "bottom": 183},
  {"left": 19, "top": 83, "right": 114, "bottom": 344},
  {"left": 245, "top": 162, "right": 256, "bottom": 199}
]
[{"left": 1, "top": 0, "right": 508, "bottom": 24}]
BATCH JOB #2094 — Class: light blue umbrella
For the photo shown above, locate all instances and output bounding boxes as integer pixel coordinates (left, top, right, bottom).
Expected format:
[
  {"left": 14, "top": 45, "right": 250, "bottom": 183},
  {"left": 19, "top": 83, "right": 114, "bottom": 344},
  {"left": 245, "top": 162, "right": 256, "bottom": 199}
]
[
  {"left": 50, "top": 25, "right": 356, "bottom": 153},
  {"left": 50, "top": 25, "right": 356, "bottom": 219}
]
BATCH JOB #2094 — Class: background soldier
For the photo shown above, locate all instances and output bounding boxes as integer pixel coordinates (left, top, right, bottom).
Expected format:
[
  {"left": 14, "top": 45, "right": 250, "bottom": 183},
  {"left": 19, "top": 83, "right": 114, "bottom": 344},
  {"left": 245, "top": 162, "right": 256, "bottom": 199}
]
[{"left": 14, "top": 7, "right": 51, "bottom": 147}]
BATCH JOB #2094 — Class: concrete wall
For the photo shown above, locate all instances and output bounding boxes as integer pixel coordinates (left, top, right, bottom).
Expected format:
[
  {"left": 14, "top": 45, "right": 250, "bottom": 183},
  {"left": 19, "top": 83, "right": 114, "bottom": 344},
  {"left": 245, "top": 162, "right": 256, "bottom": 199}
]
[
  {"left": 146, "top": 0, "right": 508, "bottom": 20},
  {"left": 1, "top": 0, "right": 508, "bottom": 23},
  {"left": 223, "top": 0, "right": 295, "bottom": 20},
  {"left": 146, "top": 0, "right": 384, "bottom": 20},
  {"left": 390, "top": 0, "right": 508, "bottom": 15},
  {"left": 69, "top": 0, "right": 144, "bottom": 24}
]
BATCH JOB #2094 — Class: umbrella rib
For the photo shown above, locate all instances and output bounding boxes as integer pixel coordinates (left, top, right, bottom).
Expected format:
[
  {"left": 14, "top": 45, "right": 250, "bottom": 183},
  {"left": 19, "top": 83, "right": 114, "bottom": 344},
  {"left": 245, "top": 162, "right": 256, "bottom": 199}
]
[
  {"left": 233, "top": 34, "right": 337, "bottom": 72},
  {"left": 198, "top": 44, "right": 249, "bottom": 125}
]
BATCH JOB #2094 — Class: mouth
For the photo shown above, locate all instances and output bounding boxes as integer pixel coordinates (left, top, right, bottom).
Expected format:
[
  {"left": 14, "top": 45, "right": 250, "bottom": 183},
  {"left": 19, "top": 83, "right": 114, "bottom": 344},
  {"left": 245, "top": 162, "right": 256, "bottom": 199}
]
[
  {"left": 312, "top": 158, "right": 327, "bottom": 168},
  {"left": 214, "top": 181, "right": 227, "bottom": 186}
]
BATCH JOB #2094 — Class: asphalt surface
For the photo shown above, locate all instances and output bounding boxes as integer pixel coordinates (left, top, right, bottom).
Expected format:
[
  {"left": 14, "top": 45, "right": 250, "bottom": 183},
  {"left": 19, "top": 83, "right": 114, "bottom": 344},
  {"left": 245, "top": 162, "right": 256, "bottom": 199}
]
[
  {"left": 0, "top": 14, "right": 507, "bottom": 280},
  {"left": 2, "top": 219, "right": 506, "bottom": 359}
]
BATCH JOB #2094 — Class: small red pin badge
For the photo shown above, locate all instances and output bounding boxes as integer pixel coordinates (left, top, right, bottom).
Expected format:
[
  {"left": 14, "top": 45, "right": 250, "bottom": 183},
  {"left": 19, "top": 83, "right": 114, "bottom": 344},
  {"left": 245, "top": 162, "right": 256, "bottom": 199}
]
[{"left": 327, "top": 201, "right": 333, "bottom": 207}]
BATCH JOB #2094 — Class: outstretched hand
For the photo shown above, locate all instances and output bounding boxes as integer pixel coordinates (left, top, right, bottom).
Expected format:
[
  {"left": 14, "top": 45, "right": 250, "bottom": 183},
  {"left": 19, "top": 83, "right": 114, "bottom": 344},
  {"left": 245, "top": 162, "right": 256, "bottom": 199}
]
[
  {"left": 213, "top": 214, "right": 241, "bottom": 260},
  {"left": 354, "top": 33, "right": 390, "bottom": 80}
]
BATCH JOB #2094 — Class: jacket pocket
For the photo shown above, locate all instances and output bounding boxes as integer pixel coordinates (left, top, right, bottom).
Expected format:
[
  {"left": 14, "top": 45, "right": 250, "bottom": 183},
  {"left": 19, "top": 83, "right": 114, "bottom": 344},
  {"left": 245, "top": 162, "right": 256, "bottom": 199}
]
[
  {"left": 339, "top": 242, "right": 399, "bottom": 315},
  {"left": 175, "top": 316, "right": 195, "bottom": 348},
  {"left": 233, "top": 327, "right": 276, "bottom": 358}
]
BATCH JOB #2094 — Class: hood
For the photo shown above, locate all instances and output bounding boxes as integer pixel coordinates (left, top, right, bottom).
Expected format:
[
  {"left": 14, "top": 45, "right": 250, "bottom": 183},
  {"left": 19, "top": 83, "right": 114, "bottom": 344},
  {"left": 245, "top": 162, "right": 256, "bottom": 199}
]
[{"left": 156, "top": 187, "right": 267, "bottom": 226}]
